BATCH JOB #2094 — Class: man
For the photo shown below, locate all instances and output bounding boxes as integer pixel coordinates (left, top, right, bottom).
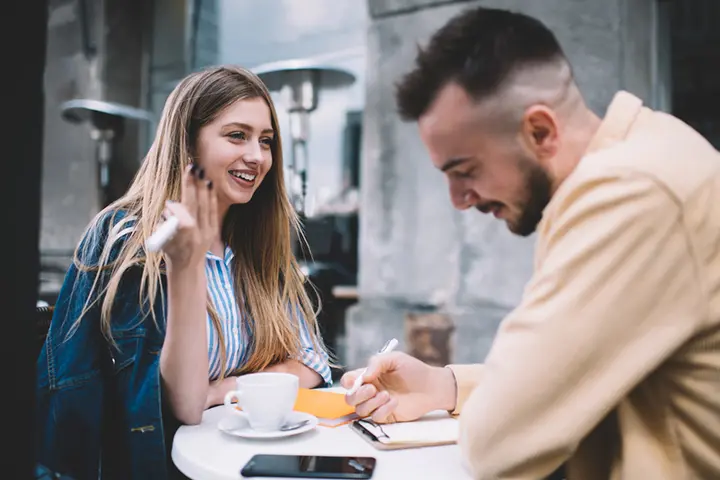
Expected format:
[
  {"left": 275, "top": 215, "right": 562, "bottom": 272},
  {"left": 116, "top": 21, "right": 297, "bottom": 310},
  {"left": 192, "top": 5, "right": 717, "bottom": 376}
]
[{"left": 342, "top": 7, "right": 720, "bottom": 480}]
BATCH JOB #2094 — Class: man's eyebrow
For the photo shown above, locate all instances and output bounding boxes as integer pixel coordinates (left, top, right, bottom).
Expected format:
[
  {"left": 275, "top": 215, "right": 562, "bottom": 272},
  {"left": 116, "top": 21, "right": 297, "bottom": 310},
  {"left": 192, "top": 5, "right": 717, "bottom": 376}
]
[{"left": 440, "top": 157, "right": 470, "bottom": 172}]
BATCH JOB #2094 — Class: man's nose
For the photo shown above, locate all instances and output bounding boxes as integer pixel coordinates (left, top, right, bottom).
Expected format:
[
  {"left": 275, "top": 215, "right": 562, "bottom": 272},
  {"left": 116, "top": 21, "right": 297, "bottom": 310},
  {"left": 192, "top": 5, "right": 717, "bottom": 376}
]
[{"left": 451, "top": 188, "right": 477, "bottom": 210}]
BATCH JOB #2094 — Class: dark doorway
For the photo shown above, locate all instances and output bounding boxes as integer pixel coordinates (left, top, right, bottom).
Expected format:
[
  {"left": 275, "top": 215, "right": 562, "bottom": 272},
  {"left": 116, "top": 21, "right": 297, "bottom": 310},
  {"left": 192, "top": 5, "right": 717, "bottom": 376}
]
[
  {"left": 4, "top": 1, "right": 49, "bottom": 478},
  {"left": 666, "top": 0, "right": 720, "bottom": 147}
]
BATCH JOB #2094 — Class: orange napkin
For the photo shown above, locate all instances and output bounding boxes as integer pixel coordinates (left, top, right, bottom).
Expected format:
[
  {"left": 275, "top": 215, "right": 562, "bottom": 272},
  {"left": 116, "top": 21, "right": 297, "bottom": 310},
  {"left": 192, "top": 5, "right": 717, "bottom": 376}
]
[
  {"left": 234, "top": 388, "right": 357, "bottom": 428},
  {"left": 293, "top": 388, "right": 356, "bottom": 427}
]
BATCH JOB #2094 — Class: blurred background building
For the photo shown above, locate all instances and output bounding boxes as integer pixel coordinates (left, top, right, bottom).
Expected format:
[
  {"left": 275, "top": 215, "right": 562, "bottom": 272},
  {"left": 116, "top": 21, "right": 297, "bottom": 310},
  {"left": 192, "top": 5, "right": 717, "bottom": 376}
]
[
  {"left": 39, "top": 0, "right": 719, "bottom": 370},
  {"left": 40, "top": 0, "right": 221, "bottom": 298}
]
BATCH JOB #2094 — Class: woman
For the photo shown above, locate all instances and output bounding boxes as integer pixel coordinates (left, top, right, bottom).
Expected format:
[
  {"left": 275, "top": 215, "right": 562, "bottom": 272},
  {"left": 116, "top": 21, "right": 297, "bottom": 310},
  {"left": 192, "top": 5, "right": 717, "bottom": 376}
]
[{"left": 36, "top": 65, "right": 333, "bottom": 479}]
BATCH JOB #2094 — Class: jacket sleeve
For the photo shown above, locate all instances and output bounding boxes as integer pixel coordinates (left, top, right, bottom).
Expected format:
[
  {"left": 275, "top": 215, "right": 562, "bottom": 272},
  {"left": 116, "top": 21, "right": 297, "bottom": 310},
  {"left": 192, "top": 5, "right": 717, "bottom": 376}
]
[
  {"left": 35, "top": 251, "right": 107, "bottom": 478},
  {"left": 446, "top": 364, "right": 485, "bottom": 414}
]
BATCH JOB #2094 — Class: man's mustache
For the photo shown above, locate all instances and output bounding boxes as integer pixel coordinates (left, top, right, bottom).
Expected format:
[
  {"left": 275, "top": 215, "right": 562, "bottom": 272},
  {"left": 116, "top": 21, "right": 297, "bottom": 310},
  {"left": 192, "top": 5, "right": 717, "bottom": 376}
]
[{"left": 475, "top": 201, "right": 503, "bottom": 214}]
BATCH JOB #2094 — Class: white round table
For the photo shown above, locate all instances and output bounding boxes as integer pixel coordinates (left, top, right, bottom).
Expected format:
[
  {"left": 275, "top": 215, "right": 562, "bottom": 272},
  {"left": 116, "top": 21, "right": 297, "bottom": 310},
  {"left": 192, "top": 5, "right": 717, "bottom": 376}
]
[{"left": 172, "top": 395, "right": 471, "bottom": 479}]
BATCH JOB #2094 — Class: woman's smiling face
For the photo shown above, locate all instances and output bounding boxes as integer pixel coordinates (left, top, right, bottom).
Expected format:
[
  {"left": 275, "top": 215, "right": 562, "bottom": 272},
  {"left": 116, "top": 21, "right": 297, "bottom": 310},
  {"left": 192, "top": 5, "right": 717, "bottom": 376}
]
[{"left": 195, "top": 97, "right": 275, "bottom": 212}]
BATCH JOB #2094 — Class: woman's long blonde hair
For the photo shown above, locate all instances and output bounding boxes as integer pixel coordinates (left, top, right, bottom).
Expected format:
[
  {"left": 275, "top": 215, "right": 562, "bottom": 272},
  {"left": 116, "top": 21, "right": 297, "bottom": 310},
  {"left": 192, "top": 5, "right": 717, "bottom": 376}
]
[{"left": 70, "top": 65, "right": 332, "bottom": 378}]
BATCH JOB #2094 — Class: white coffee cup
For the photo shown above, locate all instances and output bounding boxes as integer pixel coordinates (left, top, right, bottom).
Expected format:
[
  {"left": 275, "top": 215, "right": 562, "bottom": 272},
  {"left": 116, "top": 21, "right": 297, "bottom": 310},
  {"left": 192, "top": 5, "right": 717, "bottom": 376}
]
[{"left": 223, "top": 372, "right": 299, "bottom": 431}]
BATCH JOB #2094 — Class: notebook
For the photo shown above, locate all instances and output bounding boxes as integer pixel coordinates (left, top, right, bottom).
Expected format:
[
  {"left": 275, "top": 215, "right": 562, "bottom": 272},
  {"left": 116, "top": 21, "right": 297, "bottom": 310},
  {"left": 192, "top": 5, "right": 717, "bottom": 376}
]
[
  {"left": 350, "top": 410, "right": 459, "bottom": 450},
  {"left": 234, "top": 388, "right": 358, "bottom": 428}
]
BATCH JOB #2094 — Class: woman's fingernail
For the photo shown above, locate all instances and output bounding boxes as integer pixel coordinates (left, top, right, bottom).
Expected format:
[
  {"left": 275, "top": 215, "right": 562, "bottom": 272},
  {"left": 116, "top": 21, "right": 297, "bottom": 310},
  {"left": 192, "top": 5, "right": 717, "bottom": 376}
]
[{"left": 198, "top": 168, "right": 205, "bottom": 180}]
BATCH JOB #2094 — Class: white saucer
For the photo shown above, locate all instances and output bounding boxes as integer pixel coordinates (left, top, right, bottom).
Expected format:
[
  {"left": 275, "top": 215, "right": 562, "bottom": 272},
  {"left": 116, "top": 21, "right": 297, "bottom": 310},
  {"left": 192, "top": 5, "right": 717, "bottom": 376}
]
[{"left": 218, "top": 411, "right": 318, "bottom": 439}]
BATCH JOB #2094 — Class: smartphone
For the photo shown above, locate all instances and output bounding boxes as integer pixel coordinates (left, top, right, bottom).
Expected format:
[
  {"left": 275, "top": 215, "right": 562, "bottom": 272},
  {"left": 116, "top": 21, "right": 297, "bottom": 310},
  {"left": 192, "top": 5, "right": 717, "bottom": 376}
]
[{"left": 240, "top": 454, "right": 376, "bottom": 479}]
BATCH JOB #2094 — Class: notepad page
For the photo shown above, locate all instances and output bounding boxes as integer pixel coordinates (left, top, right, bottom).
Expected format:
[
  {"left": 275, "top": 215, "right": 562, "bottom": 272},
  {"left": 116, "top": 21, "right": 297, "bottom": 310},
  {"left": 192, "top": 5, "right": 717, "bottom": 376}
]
[{"left": 363, "top": 411, "right": 459, "bottom": 445}]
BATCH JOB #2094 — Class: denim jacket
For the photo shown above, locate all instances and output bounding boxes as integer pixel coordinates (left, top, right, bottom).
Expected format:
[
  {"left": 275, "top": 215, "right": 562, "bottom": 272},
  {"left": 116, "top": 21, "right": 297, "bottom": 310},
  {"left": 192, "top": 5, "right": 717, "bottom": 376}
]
[{"left": 36, "top": 210, "right": 175, "bottom": 480}]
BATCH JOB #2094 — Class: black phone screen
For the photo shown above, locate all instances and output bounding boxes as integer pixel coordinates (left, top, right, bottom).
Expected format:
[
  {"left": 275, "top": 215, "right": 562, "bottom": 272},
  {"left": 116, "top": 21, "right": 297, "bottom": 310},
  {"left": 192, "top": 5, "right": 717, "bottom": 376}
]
[{"left": 240, "top": 454, "right": 376, "bottom": 479}]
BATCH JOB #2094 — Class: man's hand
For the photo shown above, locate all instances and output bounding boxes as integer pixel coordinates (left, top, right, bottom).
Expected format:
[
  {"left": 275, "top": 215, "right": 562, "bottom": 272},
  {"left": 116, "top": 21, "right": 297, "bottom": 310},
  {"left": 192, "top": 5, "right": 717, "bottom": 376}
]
[{"left": 341, "top": 352, "right": 457, "bottom": 423}]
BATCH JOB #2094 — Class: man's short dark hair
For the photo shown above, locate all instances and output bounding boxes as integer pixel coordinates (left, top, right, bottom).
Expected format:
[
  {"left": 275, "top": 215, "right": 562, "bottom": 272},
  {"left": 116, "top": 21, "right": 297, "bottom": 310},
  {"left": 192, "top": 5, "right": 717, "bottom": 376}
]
[{"left": 395, "top": 7, "right": 568, "bottom": 121}]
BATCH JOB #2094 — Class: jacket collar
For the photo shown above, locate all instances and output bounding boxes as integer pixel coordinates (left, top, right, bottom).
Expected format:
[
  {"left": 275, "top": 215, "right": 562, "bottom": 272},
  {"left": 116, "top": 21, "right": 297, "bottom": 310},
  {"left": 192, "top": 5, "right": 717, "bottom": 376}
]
[{"left": 585, "top": 90, "right": 644, "bottom": 155}]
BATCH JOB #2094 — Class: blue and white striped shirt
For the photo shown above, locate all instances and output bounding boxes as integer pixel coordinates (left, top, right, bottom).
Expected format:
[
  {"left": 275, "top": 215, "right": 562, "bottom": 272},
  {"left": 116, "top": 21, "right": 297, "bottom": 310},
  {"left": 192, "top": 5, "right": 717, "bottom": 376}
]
[{"left": 204, "top": 246, "right": 332, "bottom": 385}]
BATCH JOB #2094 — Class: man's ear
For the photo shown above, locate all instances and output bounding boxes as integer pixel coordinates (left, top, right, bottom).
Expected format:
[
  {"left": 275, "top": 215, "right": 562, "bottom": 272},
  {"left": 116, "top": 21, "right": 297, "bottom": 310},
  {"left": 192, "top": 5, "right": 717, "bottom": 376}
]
[{"left": 520, "top": 105, "right": 560, "bottom": 161}]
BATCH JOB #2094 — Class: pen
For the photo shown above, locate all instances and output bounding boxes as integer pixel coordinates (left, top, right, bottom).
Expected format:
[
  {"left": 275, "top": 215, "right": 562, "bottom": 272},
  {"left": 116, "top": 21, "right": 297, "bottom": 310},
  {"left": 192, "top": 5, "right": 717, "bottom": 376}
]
[
  {"left": 347, "top": 338, "right": 398, "bottom": 396},
  {"left": 145, "top": 216, "right": 179, "bottom": 253}
]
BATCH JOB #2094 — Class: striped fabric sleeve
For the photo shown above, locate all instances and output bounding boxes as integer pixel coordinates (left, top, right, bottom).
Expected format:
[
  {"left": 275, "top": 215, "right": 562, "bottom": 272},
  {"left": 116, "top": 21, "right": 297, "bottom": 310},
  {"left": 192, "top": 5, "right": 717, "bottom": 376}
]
[{"left": 296, "top": 309, "right": 333, "bottom": 386}]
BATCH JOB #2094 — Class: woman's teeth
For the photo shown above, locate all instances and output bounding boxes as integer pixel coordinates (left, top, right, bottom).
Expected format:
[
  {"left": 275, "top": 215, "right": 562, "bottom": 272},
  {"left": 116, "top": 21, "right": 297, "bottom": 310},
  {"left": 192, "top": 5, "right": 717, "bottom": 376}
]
[{"left": 230, "top": 171, "right": 256, "bottom": 182}]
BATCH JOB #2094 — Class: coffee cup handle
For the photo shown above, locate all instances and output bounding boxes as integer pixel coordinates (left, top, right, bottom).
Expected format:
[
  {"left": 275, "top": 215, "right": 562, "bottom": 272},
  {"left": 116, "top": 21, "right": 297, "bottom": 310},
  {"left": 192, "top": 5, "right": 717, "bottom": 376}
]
[{"left": 223, "top": 389, "right": 243, "bottom": 409}]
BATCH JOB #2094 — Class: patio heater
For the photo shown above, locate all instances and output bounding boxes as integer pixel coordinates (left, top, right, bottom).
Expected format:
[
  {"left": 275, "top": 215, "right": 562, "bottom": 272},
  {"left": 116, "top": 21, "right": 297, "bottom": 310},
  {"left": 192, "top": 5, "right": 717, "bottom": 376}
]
[
  {"left": 251, "top": 57, "right": 356, "bottom": 215},
  {"left": 60, "top": 99, "right": 154, "bottom": 208}
]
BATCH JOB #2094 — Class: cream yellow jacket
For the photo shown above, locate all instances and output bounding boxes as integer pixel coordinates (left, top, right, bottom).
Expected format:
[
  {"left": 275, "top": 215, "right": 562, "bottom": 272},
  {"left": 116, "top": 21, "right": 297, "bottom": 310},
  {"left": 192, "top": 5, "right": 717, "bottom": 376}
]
[{"left": 448, "top": 92, "right": 720, "bottom": 480}]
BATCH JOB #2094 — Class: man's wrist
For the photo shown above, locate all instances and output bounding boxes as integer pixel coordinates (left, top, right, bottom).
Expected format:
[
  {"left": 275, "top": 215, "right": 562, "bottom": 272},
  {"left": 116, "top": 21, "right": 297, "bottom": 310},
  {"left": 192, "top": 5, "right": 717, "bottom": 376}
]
[{"left": 433, "top": 366, "right": 458, "bottom": 412}]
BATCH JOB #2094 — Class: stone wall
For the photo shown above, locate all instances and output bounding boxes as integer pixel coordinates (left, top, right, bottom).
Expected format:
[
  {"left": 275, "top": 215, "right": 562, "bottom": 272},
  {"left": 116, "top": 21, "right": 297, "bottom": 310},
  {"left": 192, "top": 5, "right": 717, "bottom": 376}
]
[
  {"left": 41, "top": 0, "right": 105, "bottom": 257},
  {"left": 40, "top": 0, "right": 219, "bottom": 300},
  {"left": 40, "top": 0, "right": 152, "bottom": 300}
]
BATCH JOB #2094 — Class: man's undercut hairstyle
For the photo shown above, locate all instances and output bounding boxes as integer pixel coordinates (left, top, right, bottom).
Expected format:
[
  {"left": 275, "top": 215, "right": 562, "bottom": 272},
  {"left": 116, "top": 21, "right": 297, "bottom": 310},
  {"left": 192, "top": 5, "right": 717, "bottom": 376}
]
[{"left": 395, "top": 7, "right": 570, "bottom": 121}]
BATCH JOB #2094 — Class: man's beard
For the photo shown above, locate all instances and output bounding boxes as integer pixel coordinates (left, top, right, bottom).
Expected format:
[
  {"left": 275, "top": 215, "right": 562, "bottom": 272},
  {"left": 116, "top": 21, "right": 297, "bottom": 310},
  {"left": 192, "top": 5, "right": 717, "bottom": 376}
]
[{"left": 508, "top": 159, "right": 553, "bottom": 237}]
